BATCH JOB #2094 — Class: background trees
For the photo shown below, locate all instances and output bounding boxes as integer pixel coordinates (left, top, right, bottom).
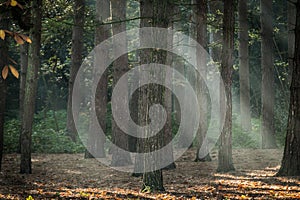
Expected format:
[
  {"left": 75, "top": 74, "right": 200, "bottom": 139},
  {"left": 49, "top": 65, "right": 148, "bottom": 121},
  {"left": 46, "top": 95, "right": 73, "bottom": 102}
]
[{"left": 0, "top": 0, "right": 298, "bottom": 194}]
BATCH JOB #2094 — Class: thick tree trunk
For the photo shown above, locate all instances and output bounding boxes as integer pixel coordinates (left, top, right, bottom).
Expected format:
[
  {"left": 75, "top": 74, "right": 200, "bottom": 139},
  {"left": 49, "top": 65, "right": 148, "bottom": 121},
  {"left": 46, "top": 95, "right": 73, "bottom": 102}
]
[
  {"left": 194, "top": 0, "right": 212, "bottom": 162},
  {"left": 111, "top": 0, "right": 132, "bottom": 166},
  {"left": 84, "top": 0, "right": 110, "bottom": 159},
  {"left": 260, "top": 0, "right": 277, "bottom": 149},
  {"left": 238, "top": 0, "right": 251, "bottom": 132},
  {"left": 217, "top": 0, "right": 235, "bottom": 173},
  {"left": 277, "top": 0, "right": 300, "bottom": 176},
  {"left": 137, "top": 0, "right": 171, "bottom": 192},
  {"left": 20, "top": 0, "right": 42, "bottom": 174},
  {"left": 0, "top": 10, "right": 8, "bottom": 171},
  {"left": 66, "top": 0, "right": 85, "bottom": 142}
]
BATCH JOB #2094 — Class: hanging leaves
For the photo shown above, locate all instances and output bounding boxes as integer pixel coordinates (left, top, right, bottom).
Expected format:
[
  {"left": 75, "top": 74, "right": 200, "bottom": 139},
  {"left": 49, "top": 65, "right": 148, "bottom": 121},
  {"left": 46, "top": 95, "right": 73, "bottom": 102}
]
[
  {"left": 10, "top": 0, "right": 18, "bottom": 7},
  {"left": 1, "top": 65, "right": 19, "bottom": 79},
  {"left": 14, "top": 34, "right": 24, "bottom": 44},
  {"left": 0, "top": 30, "right": 5, "bottom": 40},
  {"left": 19, "top": 34, "right": 32, "bottom": 43},
  {"left": 2, "top": 66, "right": 9, "bottom": 80},
  {"left": 9, "top": 65, "right": 19, "bottom": 79}
]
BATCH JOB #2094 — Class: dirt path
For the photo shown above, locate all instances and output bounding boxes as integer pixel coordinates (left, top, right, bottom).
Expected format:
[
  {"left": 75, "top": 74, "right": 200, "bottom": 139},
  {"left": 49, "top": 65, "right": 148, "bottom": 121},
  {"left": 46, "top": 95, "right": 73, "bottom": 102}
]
[{"left": 1, "top": 149, "right": 299, "bottom": 199}]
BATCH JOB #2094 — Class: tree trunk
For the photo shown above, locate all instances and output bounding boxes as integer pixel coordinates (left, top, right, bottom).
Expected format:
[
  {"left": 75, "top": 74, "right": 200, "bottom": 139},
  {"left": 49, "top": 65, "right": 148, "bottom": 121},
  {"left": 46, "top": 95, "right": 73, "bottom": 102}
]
[
  {"left": 260, "top": 0, "right": 277, "bottom": 149},
  {"left": 239, "top": 0, "right": 251, "bottom": 132},
  {"left": 84, "top": 0, "right": 110, "bottom": 159},
  {"left": 277, "top": 0, "right": 300, "bottom": 176},
  {"left": 18, "top": 43, "right": 28, "bottom": 153},
  {"left": 138, "top": 0, "right": 171, "bottom": 192},
  {"left": 217, "top": 0, "right": 235, "bottom": 173},
  {"left": 208, "top": 0, "right": 223, "bottom": 63},
  {"left": 111, "top": 0, "right": 132, "bottom": 167},
  {"left": 288, "top": 0, "right": 297, "bottom": 84},
  {"left": 194, "top": 0, "right": 212, "bottom": 162},
  {"left": 0, "top": 9, "right": 8, "bottom": 171},
  {"left": 66, "top": 0, "right": 85, "bottom": 142},
  {"left": 20, "top": 0, "right": 42, "bottom": 174}
]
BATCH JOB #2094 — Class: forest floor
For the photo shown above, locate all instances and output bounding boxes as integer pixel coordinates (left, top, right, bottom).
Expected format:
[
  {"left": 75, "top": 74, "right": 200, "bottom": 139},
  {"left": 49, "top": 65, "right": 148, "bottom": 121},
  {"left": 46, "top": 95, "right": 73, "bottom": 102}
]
[{"left": 0, "top": 148, "right": 300, "bottom": 199}]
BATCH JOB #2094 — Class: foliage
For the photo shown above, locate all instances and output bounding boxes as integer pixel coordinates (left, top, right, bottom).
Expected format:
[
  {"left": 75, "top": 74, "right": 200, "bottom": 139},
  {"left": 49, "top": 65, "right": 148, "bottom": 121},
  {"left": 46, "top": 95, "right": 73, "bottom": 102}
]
[{"left": 4, "top": 110, "right": 84, "bottom": 153}]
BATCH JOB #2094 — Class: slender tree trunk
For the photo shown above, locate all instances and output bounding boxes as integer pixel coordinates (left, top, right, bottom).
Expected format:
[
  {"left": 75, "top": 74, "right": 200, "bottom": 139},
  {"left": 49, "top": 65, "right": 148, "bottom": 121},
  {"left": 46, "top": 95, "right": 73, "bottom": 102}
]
[
  {"left": 208, "top": 0, "right": 223, "bottom": 63},
  {"left": 111, "top": 0, "right": 132, "bottom": 166},
  {"left": 217, "top": 0, "right": 235, "bottom": 173},
  {"left": 20, "top": 0, "right": 42, "bottom": 174},
  {"left": 0, "top": 9, "right": 8, "bottom": 171},
  {"left": 239, "top": 0, "right": 251, "bottom": 132},
  {"left": 18, "top": 43, "right": 28, "bottom": 153},
  {"left": 194, "top": 0, "right": 212, "bottom": 162},
  {"left": 260, "top": 0, "right": 277, "bottom": 149},
  {"left": 277, "top": 0, "right": 300, "bottom": 176},
  {"left": 66, "top": 0, "right": 85, "bottom": 142},
  {"left": 85, "top": 0, "right": 110, "bottom": 159},
  {"left": 288, "top": 0, "right": 297, "bottom": 84}
]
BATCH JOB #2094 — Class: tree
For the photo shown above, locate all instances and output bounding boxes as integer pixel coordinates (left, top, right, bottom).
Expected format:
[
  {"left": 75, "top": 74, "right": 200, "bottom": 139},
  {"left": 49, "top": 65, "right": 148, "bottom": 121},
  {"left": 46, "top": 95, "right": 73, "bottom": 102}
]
[
  {"left": 137, "top": 0, "right": 171, "bottom": 192},
  {"left": 277, "top": 0, "right": 300, "bottom": 176},
  {"left": 238, "top": 0, "right": 251, "bottom": 132},
  {"left": 111, "top": 0, "right": 132, "bottom": 166},
  {"left": 18, "top": 42, "right": 28, "bottom": 153},
  {"left": 217, "top": 0, "right": 235, "bottom": 172},
  {"left": 288, "top": 0, "right": 297, "bottom": 82},
  {"left": 85, "top": 0, "right": 110, "bottom": 158},
  {"left": 194, "top": 0, "right": 212, "bottom": 162},
  {"left": 66, "top": 0, "right": 85, "bottom": 142},
  {"left": 260, "top": 0, "right": 277, "bottom": 149},
  {"left": 208, "top": 0, "right": 223, "bottom": 63},
  {"left": 20, "top": 0, "right": 43, "bottom": 174},
  {"left": 0, "top": 6, "right": 8, "bottom": 171}
]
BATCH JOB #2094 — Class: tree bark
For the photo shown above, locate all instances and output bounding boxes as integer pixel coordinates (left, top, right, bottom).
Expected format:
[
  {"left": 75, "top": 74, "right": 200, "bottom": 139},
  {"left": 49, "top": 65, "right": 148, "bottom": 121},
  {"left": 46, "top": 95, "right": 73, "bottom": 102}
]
[
  {"left": 217, "top": 0, "right": 235, "bottom": 173},
  {"left": 20, "top": 0, "right": 42, "bottom": 174},
  {"left": 84, "top": 0, "right": 110, "bottom": 159},
  {"left": 194, "top": 0, "right": 212, "bottom": 162},
  {"left": 111, "top": 0, "right": 132, "bottom": 166},
  {"left": 288, "top": 0, "right": 297, "bottom": 84},
  {"left": 138, "top": 0, "right": 172, "bottom": 192},
  {"left": 18, "top": 43, "right": 28, "bottom": 153},
  {"left": 239, "top": 0, "right": 251, "bottom": 132},
  {"left": 260, "top": 0, "right": 277, "bottom": 149},
  {"left": 277, "top": 0, "right": 300, "bottom": 176},
  {"left": 66, "top": 0, "right": 85, "bottom": 142},
  {"left": 208, "top": 0, "right": 223, "bottom": 63}
]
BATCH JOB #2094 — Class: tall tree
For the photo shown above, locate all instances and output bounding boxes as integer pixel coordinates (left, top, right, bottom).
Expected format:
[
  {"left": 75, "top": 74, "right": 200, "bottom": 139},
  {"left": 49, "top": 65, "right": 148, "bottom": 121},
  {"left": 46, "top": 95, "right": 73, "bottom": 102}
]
[
  {"left": 138, "top": 0, "right": 171, "bottom": 192},
  {"left": 217, "top": 0, "right": 235, "bottom": 172},
  {"left": 111, "top": 0, "right": 132, "bottom": 166},
  {"left": 260, "top": 0, "right": 277, "bottom": 149},
  {"left": 194, "top": 0, "right": 211, "bottom": 162},
  {"left": 18, "top": 43, "right": 28, "bottom": 153},
  {"left": 208, "top": 0, "right": 223, "bottom": 63},
  {"left": 288, "top": 0, "right": 297, "bottom": 83},
  {"left": 85, "top": 0, "right": 110, "bottom": 158},
  {"left": 66, "top": 0, "right": 85, "bottom": 142},
  {"left": 277, "top": 0, "right": 300, "bottom": 176},
  {"left": 238, "top": 0, "right": 251, "bottom": 132},
  {"left": 20, "top": 0, "right": 43, "bottom": 174},
  {"left": 0, "top": 7, "right": 8, "bottom": 171}
]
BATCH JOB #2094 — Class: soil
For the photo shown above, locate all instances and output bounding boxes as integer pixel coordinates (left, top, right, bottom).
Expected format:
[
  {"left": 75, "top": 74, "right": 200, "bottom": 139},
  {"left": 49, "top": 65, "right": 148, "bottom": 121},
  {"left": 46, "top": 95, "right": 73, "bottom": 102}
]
[{"left": 0, "top": 148, "right": 300, "bottom": 199}]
